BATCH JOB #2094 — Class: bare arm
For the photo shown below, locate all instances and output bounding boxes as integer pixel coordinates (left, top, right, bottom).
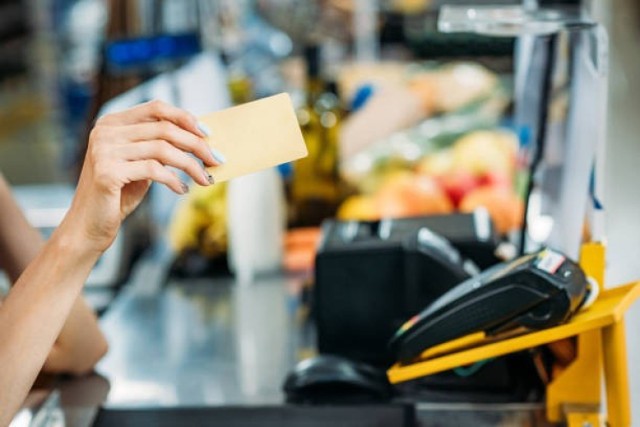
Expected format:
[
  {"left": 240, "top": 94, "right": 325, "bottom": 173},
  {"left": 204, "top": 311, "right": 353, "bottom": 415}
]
[
  {"left": 0, "top": 212, "right": 102, "bottom": 426},
  {"left": 0, "top": 100, "right": 221, "bottom": 425},
  {"left": 0, "top": 175, "right": 108, "bottom": 375}
]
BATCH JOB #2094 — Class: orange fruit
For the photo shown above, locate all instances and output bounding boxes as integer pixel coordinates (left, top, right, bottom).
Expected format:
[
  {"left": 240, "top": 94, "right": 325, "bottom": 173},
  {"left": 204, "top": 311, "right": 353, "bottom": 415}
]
[
  {"left": 337, "top": 195, "right": 381, "bottom": 221},
  {"left": 375, "top": 174, "right": 453, "bottom": 218},
  {"left": 459, "top": 187, "right": 524, "bottom": 234}
]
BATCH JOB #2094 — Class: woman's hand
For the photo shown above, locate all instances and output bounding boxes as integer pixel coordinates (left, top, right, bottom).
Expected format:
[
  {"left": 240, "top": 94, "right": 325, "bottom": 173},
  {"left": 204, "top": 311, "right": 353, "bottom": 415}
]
[{"left": 64, "top": 100, "right": 221, "bottom": 254}]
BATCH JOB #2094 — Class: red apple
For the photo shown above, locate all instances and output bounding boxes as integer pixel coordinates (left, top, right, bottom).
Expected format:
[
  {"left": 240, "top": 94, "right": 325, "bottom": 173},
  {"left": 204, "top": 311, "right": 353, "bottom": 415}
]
[
  {"left": 436, "top": 171, "right": 481, "bottom": 207},
  {"left": 478, "top": 171, "right": 513, "bottom": 191}
]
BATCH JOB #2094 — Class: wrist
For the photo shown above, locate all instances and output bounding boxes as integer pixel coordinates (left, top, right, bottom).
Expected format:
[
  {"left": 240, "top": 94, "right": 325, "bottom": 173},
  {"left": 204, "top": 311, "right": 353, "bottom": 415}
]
[{"left": 50, "top": 216, "right": 104, "bottom": 265}]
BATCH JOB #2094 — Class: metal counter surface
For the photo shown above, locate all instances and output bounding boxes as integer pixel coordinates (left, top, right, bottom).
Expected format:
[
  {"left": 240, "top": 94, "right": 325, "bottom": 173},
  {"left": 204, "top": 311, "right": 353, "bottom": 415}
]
[
  {"left": 95, "top": 258, "right": 312, "bottom": 408},
  {"left": 37, "top": 255, "right": 549, "bottom": 427}
]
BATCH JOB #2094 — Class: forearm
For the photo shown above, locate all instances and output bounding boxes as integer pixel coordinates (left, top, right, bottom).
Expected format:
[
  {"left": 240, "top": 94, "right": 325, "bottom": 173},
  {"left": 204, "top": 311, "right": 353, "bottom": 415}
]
[
  {"left": 43, "top": 297, "right": 108, "bottom": 374},
  {"left": 0, "top": 175, "right": 42, "bottom": 280},
  {"left": 0, "top": 176, "right": 107, "bottom": 373},
  {"left": 0, "top": 222, "right": 100, "bottom": 426}
]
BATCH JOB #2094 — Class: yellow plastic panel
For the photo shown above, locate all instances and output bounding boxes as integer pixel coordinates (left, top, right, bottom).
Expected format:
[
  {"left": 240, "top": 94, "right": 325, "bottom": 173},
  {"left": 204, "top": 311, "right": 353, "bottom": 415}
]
[
  {"left": 387, "top": 282, "right": 640, "bottom": 384},
  {"left": 602, "top": 320, "right": 632, "bottom": 427},
  {"left": 546, "top": 330, "right": 602, "bottom": 422}
]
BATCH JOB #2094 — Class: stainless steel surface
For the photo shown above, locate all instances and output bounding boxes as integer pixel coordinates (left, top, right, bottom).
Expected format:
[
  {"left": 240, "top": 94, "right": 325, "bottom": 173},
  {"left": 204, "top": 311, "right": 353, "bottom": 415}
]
[
  {"left": 96, "top": 258, "right": 312, "bottom": 407},
  {"left": 30, "top": 390, "right": 65, "bottom": 427},
  {"left": 90, "top": 256, "right": 549, "bottom": 425},
  {"left": 35, "top": 254, "right": 551, "bottom": 426}
]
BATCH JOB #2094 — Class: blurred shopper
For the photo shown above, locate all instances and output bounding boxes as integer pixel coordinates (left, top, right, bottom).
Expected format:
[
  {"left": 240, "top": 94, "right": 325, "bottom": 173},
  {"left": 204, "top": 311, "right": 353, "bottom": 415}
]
[{"left": 0, "top": 100, "right": 222, "bottom": 424}]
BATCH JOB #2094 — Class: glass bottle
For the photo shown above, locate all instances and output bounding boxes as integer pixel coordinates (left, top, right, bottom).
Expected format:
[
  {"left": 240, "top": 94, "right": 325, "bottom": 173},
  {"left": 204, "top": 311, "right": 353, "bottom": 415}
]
[{"left": 291, "top": 45, "right": 343, "bottom": 226}]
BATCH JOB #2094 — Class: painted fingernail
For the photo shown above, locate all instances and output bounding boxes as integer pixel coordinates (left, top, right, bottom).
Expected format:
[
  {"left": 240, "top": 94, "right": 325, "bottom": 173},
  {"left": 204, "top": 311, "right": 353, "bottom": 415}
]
[
  {"left": 204, "top": 170, "right": 215, "bottom": 185},
  {"left": 211, "top": 148, "right": 227, "bottom": 164},
  {"left": 197, "top": 122, "right": 211, "bottom": 137},
  {"left": 180, "top": 182, "right": 190, "bottom": 194}
]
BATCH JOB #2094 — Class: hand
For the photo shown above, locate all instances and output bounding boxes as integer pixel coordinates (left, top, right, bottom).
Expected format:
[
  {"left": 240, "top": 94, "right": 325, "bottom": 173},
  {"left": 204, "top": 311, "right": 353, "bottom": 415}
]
[{"left": 63, "top": 100, "right": 221, "bottom": 254}]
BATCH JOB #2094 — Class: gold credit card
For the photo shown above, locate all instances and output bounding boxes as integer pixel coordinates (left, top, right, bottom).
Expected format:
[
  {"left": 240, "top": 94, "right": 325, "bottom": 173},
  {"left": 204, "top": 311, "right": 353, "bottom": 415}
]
[{"left": 198, "top": 93, "right": 307, "bottom": 182}]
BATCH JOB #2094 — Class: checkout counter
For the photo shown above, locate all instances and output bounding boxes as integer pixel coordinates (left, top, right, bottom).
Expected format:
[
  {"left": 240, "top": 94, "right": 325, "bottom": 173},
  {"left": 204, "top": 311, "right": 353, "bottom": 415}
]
[{"left": 19, "top": 253, "right": 551, "bottom": 427}]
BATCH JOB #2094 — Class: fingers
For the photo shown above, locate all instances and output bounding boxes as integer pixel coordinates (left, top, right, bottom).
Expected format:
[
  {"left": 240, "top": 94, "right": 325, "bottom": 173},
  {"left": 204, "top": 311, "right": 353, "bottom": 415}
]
[
  {"left": 89, "top": 100, "right": 225, "bottom": 193},
  {"left": 119, "top": 141, "right": 213, "bottom": 186},
  {"left": 121, "top": 121, "right": 219, "bottom": 167},
  {"left": 122, "top": 160, "right": 188, "bottom": 195},
  {"left": 98, "top": 100, "right": 206, "bottom": 139}
]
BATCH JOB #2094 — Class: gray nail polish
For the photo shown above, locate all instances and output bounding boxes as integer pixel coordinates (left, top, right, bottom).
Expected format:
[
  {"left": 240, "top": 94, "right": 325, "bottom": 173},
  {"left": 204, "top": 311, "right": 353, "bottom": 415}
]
[
  {"left": 205, "top": 170, "right": 215, "bottom": 185},
  {"left": 211, "top": 148, "right": 227, "bottom": 164},
  {"left": 197, "top": 122, "right": 211, "bottom": 137},
  {"left": 181, "top": 182, "right": 190, "bottom": 194}
]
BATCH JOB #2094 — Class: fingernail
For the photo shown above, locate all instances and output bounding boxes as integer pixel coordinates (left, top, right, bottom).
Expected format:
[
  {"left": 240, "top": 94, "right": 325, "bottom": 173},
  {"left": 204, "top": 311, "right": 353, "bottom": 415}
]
[
  {"left": 180, "top": 182, "right": 190, "bottom": 194},
  {"left": 204, "top": 170, "right": 215, "bottom": 185},
  {"left": 197, "top": 122, "right": 211, "bottom": 137},
  {"left": 211, "top": 148, "right": 227, "bottom": 164}
]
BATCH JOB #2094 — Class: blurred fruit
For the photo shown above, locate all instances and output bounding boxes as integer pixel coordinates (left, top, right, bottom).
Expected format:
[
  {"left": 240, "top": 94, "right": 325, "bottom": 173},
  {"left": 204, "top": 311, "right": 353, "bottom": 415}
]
[
  {"left": 337, "top": 195, "right": 380, "bottom": 221},
  {"left": 459, "top": 187, "right": 524, "bottom": 235},
  {"left": 436, "top": 171, "right": 480, "bottom": 207},
  {"left": 285, "top": 227, "right": 322, "bottom": 247},
  {"left": 168, "top": 183, "right": 228, "bottom": 257},
  {"left": 168, "top": 201, "right": 209, "bottom": 251},
  {"left": 478, "top": 170, "right": 512, "bottom": 190},
  {"left": 452, "top": 130, "right": 518, "bottom": 177},
  {"left": 284, "top": 227, "right": 322, "bottom": 272},
  {"left": 416, "top": 149, "right": 455, "bottom": 177},
  {"left": 379, "top": 169, "right": 421, "bottom": 190},
  {"left": 351, "top": 164, "right": 413, "bottom": 195},
  {"left": 284, "top": 249, "right": 317, "bottom": 272},
  {"left": 375, "top": 173, "right": 453, "bottom": 218}
]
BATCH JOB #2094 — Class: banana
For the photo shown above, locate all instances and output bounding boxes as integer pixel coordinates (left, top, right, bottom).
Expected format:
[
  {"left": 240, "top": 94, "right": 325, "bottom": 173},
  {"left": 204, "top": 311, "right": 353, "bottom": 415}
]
[{"left": 168, "top": 183, "right": 228, "bottom": 257}]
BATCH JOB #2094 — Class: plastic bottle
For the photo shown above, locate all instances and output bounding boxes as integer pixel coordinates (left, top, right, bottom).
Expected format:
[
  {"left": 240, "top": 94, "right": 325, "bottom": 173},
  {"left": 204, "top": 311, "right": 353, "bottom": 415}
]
[{"left": 227, "top": 167, "right": 285, "bottom": 284}]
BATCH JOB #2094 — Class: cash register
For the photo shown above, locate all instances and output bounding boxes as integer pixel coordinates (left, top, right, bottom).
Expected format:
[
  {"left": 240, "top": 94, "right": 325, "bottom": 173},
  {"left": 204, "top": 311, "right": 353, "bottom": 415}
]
[
  {"left": 314, "top": 212, "right": 494, "bottom": 366},
  {"left": 390, "top": 248, "right": 590, "bottom": 364}
]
